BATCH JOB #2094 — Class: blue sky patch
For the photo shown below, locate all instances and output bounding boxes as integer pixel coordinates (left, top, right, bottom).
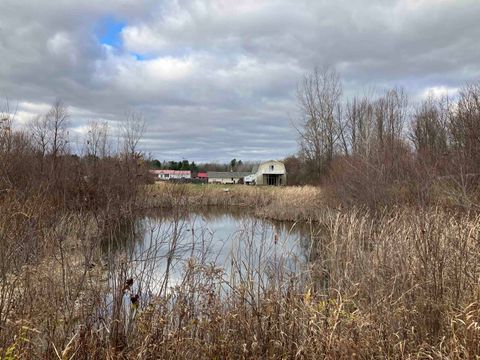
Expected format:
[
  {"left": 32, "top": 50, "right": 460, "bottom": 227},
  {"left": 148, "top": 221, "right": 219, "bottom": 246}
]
[
  {"left": 132, "top": 53, "right": 151, "bottom": 61},
  {"left": 96, "top": 16, "right": 126, "bottom": 48}
]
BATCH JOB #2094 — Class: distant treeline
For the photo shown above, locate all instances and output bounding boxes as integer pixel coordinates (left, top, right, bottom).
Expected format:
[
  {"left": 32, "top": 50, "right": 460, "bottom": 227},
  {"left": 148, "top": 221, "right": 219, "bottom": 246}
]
[
  {"left": 148, "top": 158, "right": 258, "bottom": 173},
  {"left": 148, "top": 159, "right": 199, "bottom": 171}
]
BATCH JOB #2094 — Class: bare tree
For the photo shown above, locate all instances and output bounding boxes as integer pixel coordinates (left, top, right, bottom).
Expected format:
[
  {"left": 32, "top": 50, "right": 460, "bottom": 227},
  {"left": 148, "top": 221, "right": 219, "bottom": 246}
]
[
  {"left": 449, "top": 83, "right": 480, "bottom": 171},
  {"left": 410, "top": 96, "right": 449, "bottom": 159},
  {"left": 27, "top": 100, "right": 70, "bottom": 178},
  {"left": 118, "top": 110, "right": 146, "bottom": 203},
  {"left": 443, "top": 83, "right": 480, "bottom": 203},
  {"left": 121, "top": 110, "right": 146, "bottom": 158},
  {"left": 85, "top": 120, "right": 109, "bottom": 159},
  {"left": 346, "top": 95, "right": 376, "bottom": 157},
  {"left": 46, "top": 99, "right": 70, "bottom": 160},
  {"left": 0, "top": 100, "right": 15, "bottom": 153},
  {"left": 296, "top": 67, "right": 345, "bottom": 179},
  {"left": 373, "top": 87, "right": 408, "bottom": 150},
  {"left": 29, "top": 115, "right": 50, "bottom": 157}
]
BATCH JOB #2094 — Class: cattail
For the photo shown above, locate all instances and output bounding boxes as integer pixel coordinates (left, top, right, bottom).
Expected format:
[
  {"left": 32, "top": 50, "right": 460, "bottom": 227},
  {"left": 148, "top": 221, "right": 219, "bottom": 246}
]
[
  {"left": 123, "top": 278, "right": 134, "bottom": 293},
  {"left": 130, "top": 294, "right": 139, "bottom": 309}
]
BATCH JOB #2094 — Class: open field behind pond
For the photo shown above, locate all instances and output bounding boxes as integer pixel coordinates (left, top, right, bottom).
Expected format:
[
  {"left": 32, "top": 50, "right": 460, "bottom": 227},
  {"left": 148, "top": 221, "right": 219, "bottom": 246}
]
[{"left": 143, "top": 182, "right": 326, "bottom": 221}]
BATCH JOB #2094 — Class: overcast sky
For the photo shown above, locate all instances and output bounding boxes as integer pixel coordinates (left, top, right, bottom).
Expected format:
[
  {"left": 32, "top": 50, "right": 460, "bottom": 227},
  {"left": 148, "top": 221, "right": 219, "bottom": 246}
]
[{"left": 1, "top": 0, "right": 479, "bottom": 162}]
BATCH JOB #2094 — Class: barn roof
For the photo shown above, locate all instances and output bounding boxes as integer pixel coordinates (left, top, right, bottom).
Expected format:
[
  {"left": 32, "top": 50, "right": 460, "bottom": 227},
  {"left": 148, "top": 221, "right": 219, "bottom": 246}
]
[
  {"left": 150, "top": 170, "right": 191, "bottom": 175},
  {"left": 207, "top": 171, "right": 252, "bottom": 179},
  {"left": 252, "top": 160, "right": 285, "bottom": 174}
]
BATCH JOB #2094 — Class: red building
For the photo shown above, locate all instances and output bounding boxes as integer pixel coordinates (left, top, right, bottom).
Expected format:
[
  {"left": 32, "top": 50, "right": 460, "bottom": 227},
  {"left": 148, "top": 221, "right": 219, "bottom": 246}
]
[{"left": 196, "top": 172, "right": 208, "bottom": 180}]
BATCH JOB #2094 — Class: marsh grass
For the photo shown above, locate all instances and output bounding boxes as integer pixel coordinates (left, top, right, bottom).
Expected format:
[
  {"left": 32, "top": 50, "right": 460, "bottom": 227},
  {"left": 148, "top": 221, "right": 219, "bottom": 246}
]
[
  {"left": 144, "top": 183, "right": 324, "bottom": 221},
  {"left": 2, "top": 193, "right": 480, "bottom": 359}
]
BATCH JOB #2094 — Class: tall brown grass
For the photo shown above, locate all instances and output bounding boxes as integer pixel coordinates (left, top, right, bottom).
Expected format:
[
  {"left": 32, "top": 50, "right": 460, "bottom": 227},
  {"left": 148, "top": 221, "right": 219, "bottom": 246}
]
[
  {"left": 144, "top": 183, "right": 324, "bottom": 221},
  {"left": 3, "top": 198, "right": 479, "bottom": 359},
  {"left": 127, "top": 207, "right": 480, "bottom": 359}
]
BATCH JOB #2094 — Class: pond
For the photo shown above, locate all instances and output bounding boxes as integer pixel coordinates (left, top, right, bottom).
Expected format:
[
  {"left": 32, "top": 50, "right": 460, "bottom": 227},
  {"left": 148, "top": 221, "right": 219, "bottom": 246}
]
[{"left": 104, "top": 207, "right": 321, "bottom": 303}]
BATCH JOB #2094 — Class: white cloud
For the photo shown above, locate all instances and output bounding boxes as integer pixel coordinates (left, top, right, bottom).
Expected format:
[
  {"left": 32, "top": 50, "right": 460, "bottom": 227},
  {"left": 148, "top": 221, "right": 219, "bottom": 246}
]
[
  {"left": 144, "top": 57, "right": 195, "bottom": 81},
  {"left": 1, "top": 0, "right": 480, "bottom": 161},
  {"left": 122, "top": 25, "right": 169, "bottom": 54},
  {"left": 421, "top": 85, "right": 459, "bottom": 99},
  {"left": 47, "top": 32, "right": 77, "bottom": 64}
]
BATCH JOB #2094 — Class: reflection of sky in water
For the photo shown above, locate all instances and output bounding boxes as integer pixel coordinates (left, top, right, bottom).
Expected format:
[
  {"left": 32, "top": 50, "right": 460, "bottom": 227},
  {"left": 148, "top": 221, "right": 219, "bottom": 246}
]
[{"left": 117, "top": 210, "right": 316, "bottom": 298}]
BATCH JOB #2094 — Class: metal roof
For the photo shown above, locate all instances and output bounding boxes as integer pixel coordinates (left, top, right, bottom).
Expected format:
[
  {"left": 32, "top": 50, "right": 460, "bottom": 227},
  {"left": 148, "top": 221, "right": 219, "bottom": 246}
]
[
  {"left": 207, "top": 171, "right": 252, "bottom": 179},
  {"left": 251, "top": 160, "right": 284, "bottom": 174},
  {"left": 150, "top": 170, "right": 191, "bottom": 175}
]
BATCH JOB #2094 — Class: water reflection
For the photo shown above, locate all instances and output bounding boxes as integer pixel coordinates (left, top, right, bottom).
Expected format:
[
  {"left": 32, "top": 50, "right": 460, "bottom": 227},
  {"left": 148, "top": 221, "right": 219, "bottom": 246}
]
[{"left": 106, "top": 207, "right": 321, "bottom": 297}]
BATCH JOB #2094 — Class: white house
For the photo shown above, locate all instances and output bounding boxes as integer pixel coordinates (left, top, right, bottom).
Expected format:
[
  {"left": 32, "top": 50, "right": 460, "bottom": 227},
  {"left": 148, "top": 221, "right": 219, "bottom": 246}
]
[{"left": 150, "top": 169, "right": 191, "bottom": 181}]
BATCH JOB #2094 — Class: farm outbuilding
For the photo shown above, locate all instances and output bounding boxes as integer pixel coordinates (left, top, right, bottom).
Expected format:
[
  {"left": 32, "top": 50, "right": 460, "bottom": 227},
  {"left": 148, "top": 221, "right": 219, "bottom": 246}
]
[
  {"left": 207, "top": 171, "right": 251, "bottom": 184},
  {"left": 196, "top": 172, "right": 208, "bottom": 180},
  {"left": 248, "top": 160, "right": 287, "bottom": 186},
  {"left": 150, "top": 169, "right": 191, "bottom": 181}
]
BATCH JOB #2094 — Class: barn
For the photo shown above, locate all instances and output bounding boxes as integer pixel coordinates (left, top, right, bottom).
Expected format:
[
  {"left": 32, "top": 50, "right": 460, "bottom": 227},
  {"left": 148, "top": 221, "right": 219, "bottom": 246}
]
[{"left": 248, "top": 160, "right": 287, "bottom": 186}]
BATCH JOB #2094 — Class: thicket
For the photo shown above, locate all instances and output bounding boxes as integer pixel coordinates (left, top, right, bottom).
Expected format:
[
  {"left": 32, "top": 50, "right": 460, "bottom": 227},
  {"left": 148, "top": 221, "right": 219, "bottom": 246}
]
[
  {"left": 0, "top": 101, "right": 149, "bottom": 212},
  {"left": 295, "top": 69, "right": 480, "bottom": 209},
  {"left": 0, "top": 100, "right": 150, "bottom": 356}
]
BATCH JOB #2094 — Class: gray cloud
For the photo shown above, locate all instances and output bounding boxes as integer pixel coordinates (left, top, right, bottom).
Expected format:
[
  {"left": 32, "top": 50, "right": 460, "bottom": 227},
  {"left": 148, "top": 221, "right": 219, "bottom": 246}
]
[{"left": 1, "top": 0, "right": 479, "bottom": 162}]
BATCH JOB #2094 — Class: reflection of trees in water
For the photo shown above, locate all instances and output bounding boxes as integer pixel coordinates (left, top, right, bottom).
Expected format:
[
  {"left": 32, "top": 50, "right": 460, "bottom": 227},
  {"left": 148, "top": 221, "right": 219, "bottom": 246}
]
[
  {"left": 105, "top": 207, "right": 327, "bottom": 295},
  {"left": 101, "top": 217, "right": 141, "bottom": 253},
  {"left": 101, "top": 207, "right": 331, "bottom": 321},
  {"left": 194, "top": 208, "right": 321, "bottom": 267},
  {"left": 109, "top": 207, "right": 325, "bottom": 266}
]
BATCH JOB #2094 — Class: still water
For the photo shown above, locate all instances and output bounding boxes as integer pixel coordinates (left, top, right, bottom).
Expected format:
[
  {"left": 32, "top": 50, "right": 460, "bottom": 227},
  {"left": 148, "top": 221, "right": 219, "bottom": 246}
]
[{"left": 106, "top": 208, "right": 319, "bottom": 297}]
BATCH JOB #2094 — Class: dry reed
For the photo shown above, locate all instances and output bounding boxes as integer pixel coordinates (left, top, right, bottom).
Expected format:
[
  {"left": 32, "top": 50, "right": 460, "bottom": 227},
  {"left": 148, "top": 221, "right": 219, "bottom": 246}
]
[
  {"left": 2, "top": 194, "right": 479, "bottom": 359},
  {"left": 143, "top": 183, "right": 324, "bottom": 221}
]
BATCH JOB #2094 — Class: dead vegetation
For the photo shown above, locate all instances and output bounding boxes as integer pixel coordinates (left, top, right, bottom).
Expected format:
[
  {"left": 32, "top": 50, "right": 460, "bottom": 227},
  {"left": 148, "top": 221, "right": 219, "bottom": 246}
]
[
  {"left": 1, "top": 97, "right": 480, "bottom": 359},
  {"left": 294, "top": 71, "right": 480, "bottom": 210},
  {"left": 144, "top": 183, "right": 324, "bottom": 221},
  {"left": 4, "top": 204, "right": 479, "bottom": 359}
]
